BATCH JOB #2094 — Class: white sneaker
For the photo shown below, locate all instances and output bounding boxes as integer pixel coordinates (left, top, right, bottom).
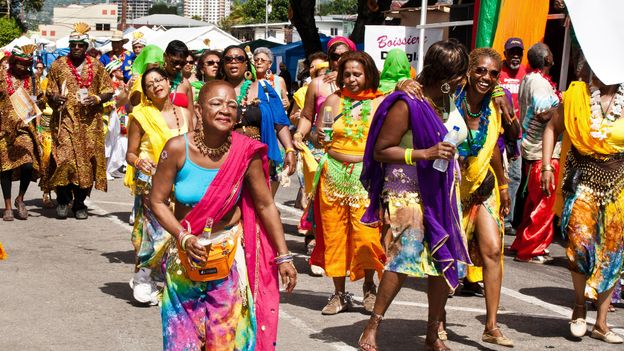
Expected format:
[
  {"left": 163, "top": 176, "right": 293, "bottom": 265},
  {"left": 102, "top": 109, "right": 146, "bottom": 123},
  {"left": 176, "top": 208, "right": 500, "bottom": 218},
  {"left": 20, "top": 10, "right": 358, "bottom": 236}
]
[
  {"left": 310, "top": 264, "right": 325, "bottom": 277},
  {"left": 130, "top": 268, "right": 158, "bottom": 304}
]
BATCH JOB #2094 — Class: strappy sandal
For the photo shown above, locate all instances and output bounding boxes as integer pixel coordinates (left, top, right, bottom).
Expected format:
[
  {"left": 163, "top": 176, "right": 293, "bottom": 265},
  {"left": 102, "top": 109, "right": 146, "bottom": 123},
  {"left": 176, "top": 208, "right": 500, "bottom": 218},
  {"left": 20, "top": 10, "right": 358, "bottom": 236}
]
[
  {"left": 426, "top": 321, "right": 451, "bottom": 351},
  {"left": 358, "top": 313, "right": 383, "bottom": 351},
  {"left": 438, "top": 311, "right": 448, "bottom": 341}
]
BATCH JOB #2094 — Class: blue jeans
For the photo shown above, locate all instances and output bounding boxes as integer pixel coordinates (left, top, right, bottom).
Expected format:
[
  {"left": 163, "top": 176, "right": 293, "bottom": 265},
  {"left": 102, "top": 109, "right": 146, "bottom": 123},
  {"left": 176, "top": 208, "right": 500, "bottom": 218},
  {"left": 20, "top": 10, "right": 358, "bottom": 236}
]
[{"left": 505, "top": 154, "right": 522, "bottom": 228}]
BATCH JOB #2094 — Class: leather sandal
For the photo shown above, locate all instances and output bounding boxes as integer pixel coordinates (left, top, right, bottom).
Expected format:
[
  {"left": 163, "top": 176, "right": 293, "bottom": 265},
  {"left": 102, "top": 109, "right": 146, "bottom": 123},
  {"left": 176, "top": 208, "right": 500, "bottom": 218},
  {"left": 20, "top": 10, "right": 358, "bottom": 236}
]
[
  {"left": 426, "top": 321, "right": 451, "bottom": 351},
  {"left": 14, "top": 199, "right": 28, "bottom": 220},
  {"left": 3, "top": 209, "right": 14, "bottom": 221},
  {"left": 482, "top": 327, "right": 513, "bottom": 347},
  {"left": 358, "top": 313, "right": 383, "bottom": 351}
]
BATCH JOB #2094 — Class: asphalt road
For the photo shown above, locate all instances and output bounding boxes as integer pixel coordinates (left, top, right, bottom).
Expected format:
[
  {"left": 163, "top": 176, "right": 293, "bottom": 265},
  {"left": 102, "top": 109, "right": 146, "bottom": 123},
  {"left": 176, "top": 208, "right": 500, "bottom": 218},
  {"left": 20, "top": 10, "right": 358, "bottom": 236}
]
[{"left": 0, "top": 178, "right": 622, "bottom": 351}]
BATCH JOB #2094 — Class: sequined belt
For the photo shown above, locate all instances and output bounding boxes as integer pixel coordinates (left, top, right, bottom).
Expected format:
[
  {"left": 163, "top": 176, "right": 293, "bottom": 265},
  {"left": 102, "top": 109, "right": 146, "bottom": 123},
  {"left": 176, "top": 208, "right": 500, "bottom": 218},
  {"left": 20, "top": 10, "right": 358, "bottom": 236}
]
[
  {"left": 324, "top": 155, "right": 369, "bottom": 207},
  {"left": 563, "top": 148, "right": 624, "bottom": 205}
]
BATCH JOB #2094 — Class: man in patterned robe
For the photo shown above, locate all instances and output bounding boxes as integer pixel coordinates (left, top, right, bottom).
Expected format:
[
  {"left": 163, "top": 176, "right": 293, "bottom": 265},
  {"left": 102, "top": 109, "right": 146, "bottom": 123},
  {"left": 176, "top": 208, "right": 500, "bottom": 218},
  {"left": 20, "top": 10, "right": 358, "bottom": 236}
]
[{"left": 43, "top": 23, "right": 113, "bottom": 220}]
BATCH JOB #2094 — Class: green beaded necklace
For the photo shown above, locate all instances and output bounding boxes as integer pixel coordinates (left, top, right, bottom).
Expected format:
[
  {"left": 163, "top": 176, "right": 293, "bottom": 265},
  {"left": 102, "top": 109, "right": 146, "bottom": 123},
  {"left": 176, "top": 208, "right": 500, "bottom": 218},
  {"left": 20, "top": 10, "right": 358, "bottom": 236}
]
[{"left": 341, "top": 97, "right": 372, "bottom": 141}]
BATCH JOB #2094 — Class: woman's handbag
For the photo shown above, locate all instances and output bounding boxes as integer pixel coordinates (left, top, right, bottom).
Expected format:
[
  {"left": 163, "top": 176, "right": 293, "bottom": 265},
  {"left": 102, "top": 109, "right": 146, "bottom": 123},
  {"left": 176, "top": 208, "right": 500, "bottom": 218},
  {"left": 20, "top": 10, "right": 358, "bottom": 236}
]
[{"left": 176, "top": 227, "right": 240, "bottom": 282}]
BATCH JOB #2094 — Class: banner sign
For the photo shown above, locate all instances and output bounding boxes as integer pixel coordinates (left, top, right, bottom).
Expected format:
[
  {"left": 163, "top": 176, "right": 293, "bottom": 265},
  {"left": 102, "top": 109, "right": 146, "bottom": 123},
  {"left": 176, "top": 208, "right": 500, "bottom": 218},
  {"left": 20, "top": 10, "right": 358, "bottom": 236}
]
[{"left": 364, "top": 25, "right": 444, "bottom": 72}]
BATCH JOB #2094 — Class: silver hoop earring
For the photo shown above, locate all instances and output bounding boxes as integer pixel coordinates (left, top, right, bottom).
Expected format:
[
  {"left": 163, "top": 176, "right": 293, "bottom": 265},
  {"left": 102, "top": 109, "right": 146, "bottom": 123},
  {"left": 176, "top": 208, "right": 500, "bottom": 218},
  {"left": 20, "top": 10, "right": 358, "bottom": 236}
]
[{"left": 441, "top": 82, "right": 451, "bottom": 94}]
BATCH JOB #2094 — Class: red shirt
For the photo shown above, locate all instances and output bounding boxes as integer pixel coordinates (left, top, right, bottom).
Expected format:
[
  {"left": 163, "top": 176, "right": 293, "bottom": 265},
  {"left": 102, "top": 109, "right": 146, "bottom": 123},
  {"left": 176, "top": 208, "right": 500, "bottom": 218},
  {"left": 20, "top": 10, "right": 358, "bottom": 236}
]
[{"left": 499, "top": 63, "right": 527, "bottom": 117}]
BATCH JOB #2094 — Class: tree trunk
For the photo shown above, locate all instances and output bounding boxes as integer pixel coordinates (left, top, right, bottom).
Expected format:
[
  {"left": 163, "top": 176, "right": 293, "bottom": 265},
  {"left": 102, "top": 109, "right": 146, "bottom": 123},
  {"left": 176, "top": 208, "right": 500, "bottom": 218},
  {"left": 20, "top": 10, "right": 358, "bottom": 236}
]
[
  {"left": 288, "top": 0, "right": 321, "bottom": 60},
  {"left": 350, "top": 0, "right": 392, "bottom": 43}
]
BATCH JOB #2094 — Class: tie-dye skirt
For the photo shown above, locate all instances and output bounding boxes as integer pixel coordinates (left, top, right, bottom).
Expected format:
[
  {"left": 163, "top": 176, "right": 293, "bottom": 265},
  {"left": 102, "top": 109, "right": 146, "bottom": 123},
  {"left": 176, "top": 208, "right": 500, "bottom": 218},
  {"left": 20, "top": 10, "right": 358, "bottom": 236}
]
[
  {"left": 131, "top": 196, "right": 171, "bottom": 271},
  {"left": 562, "top": 188, "right": 624, "bottom": 297},
  {"left": 161, "top": 227, "right": 256, "bottom": 351}
]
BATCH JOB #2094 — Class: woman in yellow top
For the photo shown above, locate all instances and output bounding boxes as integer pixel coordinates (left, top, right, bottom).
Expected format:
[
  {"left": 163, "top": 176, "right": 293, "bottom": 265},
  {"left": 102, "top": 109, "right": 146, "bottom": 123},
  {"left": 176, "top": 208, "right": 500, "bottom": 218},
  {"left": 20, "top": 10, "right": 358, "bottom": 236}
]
[
  {"left": 456, "top": 48, "right": 513, "bottom": 347},
  {"left": 125, "top": 67, "right": 193, "bottom": 305},
  {"left": 541, "top": 65, "right": 624, "bottom": 344},
  {"left": 309, "top": 51, "right": 386, "bottom": 315}
]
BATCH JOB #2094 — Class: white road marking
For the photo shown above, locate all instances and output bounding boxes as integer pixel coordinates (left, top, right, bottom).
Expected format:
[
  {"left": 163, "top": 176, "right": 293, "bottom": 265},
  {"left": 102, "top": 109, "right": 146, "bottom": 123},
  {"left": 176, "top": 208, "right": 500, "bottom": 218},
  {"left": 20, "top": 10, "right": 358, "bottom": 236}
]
[
  {"left": 91, "top": 198, "right": 624, "bottom": 336},
  {"left": 85, "top": 200, "right": 132, "bottom": 233},
  {"left": 279, "top": 310, "right": 357, "bottom": 351},
  {"left": 90, "top": 200, "right": 135, "bottom": 206}
]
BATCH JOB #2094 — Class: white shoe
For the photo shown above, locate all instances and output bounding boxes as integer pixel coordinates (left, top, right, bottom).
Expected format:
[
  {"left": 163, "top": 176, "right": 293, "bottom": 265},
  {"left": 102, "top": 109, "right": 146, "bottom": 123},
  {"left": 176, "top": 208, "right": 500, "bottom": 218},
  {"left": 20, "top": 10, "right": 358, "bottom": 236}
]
[
  {"left": 310, "top": 264, "right": 325, "bottom": 277},
  {"left": 129, "top": 213, "right": 135, "bottom": 226},
  {"left": 106, "top": 173, "right": 114, "bottom": 181},
  {"left": 130, "top": 268, "right": 158, "bottom": 305}
]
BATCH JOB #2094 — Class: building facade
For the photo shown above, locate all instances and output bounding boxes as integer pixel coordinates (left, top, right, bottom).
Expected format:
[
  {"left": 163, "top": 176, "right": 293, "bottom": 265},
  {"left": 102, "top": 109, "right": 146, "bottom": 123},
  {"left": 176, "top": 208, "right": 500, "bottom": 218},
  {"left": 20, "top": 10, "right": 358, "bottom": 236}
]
[
  {"left": 184, "top": 0, "right": 231, "bottom": 24},
  {"left": 119, "top": 0, "right": 154, "bottom": 21},
  {"left": 231, "top": 16, "right": 354, "bottom": 44},
  {"left": 38, "top": 4, "right": 118, "bottom": 41}
]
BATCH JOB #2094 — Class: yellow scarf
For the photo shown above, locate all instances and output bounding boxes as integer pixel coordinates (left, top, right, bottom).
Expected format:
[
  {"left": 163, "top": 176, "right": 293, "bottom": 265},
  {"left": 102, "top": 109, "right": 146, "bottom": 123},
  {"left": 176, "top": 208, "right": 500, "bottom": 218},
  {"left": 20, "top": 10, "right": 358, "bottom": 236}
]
[
  {"left": 460, "top": 102, "right": 502, "bottom": 199},
  {"left": 564, "top": 81, "right": 624, "bottom": 156},
  {"left": 124, "top": 104, "right": 173, "bottom": 192}
]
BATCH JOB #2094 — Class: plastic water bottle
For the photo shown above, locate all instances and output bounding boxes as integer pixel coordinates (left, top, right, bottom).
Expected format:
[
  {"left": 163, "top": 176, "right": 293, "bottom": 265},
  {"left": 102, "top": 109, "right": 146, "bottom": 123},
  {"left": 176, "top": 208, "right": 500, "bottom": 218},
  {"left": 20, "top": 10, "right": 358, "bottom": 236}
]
[
  {"left": 433, "top": 126, "right": 461, "bottom": 172},
  {"left": 322, "top": 106, "right": 333, "bottom": 142}
]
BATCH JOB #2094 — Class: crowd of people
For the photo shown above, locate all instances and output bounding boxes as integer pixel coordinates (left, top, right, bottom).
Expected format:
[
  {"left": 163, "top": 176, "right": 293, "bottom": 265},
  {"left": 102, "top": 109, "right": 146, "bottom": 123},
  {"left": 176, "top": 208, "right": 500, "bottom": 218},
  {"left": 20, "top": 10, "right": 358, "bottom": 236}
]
[{"left": 0, "top": 20, "right": 623, "bottom": 350}]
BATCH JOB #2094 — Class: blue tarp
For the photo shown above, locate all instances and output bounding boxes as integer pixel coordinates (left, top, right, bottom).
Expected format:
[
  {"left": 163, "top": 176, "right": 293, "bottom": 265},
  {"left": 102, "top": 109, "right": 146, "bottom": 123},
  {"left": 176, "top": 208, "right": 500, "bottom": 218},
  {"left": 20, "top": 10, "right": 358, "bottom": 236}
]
[
  {"left": 270, "top": 35, "right": 363, "bottom": 84},
  {"left": 269, "top": 35, "right": 332, "bottom": 83},
  {"left": 40, "top": 48, "right": 70, "bottom": 69}
]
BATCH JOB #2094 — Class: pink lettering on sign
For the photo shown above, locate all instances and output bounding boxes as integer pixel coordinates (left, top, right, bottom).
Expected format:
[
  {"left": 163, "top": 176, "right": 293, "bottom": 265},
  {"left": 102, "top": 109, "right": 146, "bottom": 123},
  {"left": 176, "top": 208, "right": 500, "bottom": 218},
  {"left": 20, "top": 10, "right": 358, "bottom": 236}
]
[{"left": 377, "top": 35, "right": 425, "bottom": 49}]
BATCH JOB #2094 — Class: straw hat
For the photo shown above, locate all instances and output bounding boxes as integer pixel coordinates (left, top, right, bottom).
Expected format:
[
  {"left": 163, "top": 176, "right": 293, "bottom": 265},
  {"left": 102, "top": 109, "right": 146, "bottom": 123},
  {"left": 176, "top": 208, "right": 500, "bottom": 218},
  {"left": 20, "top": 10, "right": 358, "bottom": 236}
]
[{"left": 110, "top": 30, "right": 129, "bottom": 44}]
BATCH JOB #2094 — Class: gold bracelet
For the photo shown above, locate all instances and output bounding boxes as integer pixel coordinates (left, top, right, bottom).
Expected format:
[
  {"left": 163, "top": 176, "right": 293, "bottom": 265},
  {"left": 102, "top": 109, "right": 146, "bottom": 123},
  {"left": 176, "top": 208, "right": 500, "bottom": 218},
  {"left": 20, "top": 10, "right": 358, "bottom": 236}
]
[
  {"left": 541, "top": 164, "right": 553, "bottom": 172},
  {"left": 181, "top": 234, "right": 192, "bottom": 251},
  {"left": 285, "top": 148, "right": 295, "bottom": 154},
  {"left": 498, "top": 184, "right": 509, "bottom": 190}
]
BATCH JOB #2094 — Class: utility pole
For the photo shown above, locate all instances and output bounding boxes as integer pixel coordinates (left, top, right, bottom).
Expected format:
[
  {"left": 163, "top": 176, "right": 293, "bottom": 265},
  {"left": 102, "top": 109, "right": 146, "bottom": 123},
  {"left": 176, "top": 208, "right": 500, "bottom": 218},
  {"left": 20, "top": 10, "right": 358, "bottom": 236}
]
[{"left": 120, "top": 0, "right": 127, "bottom": 30}]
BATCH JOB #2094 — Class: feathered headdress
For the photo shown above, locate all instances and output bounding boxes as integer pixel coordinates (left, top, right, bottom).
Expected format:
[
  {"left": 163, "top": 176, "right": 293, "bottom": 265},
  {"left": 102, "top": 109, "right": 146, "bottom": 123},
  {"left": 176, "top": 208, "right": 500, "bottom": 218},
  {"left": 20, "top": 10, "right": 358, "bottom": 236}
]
[
  {"left": 12, "top": 44, "right": 37, "bottom": 60},
  {"left": 69, "top": 22, "right": 91, "bottom": 43},
  {"left": 132, "top": 31, "right": 147, "bottom": 46}
]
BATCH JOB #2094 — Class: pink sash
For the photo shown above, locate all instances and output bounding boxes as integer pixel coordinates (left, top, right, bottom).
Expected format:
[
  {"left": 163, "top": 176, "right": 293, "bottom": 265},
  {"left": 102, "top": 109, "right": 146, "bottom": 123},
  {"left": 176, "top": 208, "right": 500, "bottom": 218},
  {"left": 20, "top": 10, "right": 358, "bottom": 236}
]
[{"left": 181, "top": 132, "right": 279, "bottom": 350}]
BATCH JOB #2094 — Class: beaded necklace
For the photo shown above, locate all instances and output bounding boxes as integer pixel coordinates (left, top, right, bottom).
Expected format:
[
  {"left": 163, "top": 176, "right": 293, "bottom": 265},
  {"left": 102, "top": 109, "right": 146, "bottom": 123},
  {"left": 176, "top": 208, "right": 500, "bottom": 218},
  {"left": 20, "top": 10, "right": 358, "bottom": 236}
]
[
  {"left": 66, "top": 56, "right": 94, "bottom": 88},
  {"left": 341, "top": 97, "right": 372, "bottom": 141},
  {"left": 5, "top": 70, "right": 30, "bottom": 95},
  {"left": 589, "top": 83, "right": 624, "bottom": 140},
  {"left": 456, "top": 88, "right": 491, "bottom": 157}
]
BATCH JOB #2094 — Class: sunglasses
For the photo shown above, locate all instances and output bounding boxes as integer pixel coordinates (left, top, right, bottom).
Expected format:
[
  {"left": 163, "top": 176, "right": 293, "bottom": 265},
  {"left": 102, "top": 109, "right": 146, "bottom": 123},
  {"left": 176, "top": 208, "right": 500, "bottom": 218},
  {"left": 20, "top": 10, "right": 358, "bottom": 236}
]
[
  {"left": 185, "top": 60, "right": 195, "bottom": 65},
  {"left": 224, "top": 55, "right": 246, "bottom": 64},
  {"left": 167, "top": 57, "right": 187, "bottom": 67},
  {"left": 330, "top": 53, "right": 343, "bottom": 62},
  {"left": 474, "top": 66, "right": 500, "bottom": 79},
  {"left": 203, "top": 60, "right": 220, "bottom": 66},
  {"left": 145, "top": 76, "right": 168, "bottom": 91}
]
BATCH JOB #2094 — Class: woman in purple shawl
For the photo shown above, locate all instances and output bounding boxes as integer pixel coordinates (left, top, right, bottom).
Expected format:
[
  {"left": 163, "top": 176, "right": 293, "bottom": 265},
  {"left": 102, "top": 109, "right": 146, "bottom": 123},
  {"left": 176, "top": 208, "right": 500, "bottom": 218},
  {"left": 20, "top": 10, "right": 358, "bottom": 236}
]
[{"left": 358, "top": 40, "right": 470, "bottom": 351}]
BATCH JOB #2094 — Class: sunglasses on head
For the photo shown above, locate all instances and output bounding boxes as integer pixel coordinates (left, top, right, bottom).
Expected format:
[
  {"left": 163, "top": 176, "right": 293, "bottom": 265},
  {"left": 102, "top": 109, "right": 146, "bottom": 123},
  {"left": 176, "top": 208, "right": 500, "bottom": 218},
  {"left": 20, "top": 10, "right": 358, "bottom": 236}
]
[
  {"left": 474, "top": 66, "right": 500, "bottom": 79},
  {"left": 203, "top": 60, "right": 220, "bottom": 66},
  {"left": 224, "top": 55, "right": 246, "bottom": 64}
]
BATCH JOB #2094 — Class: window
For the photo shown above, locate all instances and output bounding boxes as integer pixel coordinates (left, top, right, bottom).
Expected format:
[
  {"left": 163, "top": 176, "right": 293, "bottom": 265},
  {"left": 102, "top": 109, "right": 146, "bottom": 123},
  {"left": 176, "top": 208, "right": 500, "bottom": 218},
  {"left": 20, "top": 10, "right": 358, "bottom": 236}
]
[
  {"left": 95, "top": 23, "right": 111, "bottom": 31},
  {"left": 102, "top": 9, "right": 108, "bottom": 15},
  {"left": 50, "top": 30, "right": 56, "bottom": 36},
  {"left": 330, "top": 28, "right": 338, "bottom": 36},
  {"left": 42, "top": 30, "right": 47, "bottom": 36},
  {"left": 111, "top": 10, "right": 116, "bottom": 15}
]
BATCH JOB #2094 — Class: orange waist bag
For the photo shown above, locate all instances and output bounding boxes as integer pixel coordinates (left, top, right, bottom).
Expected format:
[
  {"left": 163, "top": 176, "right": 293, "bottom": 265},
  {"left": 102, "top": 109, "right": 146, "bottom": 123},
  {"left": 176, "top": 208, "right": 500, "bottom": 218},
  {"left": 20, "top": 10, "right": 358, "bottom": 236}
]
[{"left": 176, "top": 228, "right": 240, "bottom": 282}]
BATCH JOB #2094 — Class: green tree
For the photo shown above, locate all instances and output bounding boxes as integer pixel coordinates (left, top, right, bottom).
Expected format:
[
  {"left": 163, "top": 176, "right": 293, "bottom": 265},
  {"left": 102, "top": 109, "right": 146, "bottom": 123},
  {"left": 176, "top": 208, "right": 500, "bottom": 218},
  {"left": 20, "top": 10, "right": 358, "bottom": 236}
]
[
  {"left": 149, "top": 2, "right": 178, "bottom": 15},
  {"left": 0, "top": 16, "right": 23, "bottom": 47},
  {"left": 319, "top": 0, "right": 358, "bottom": 15},
  {"left": 191, "top": 15, "right": 202, "bottom": 21},
  {"left": 239, "top": 0, "right": 290, "bottom": 24},
  {"left": 8, "top": 0, "right": 44, "bottom": 30}
]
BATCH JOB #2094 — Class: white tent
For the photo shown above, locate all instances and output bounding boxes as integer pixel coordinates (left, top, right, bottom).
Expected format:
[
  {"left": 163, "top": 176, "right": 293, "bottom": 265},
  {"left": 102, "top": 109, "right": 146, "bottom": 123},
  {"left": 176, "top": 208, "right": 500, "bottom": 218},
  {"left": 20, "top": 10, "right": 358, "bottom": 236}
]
[
  {"left": 149, "top": 26, "right": 241, "bottom": 51},
  {"left": 1, "top": 36, "right": 34, "bottom": 51}
]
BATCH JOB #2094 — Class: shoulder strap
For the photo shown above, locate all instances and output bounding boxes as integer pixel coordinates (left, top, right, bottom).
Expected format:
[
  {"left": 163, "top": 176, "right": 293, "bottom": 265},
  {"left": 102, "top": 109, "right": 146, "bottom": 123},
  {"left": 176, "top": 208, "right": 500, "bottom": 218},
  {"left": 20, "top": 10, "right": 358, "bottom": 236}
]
[
  {"left": 333, "top": 99, "right": 364, "bottom": 122},
  {"left": 183, "top": 133, "right": 189, "bottom": 158}
]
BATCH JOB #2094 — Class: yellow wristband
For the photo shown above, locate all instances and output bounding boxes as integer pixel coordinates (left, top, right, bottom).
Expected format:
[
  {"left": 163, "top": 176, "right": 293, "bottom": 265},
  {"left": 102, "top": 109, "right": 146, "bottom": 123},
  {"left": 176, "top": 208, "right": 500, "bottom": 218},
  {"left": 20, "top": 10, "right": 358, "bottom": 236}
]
[
  {"left": 498, "top": 184, "right": 509, "bottom": 190},
  {"left": 404, "top": 148, "right": 414, "bottom": 166},
  {"left": 285, "top": 148, "right": 295, "bottom": 154}
]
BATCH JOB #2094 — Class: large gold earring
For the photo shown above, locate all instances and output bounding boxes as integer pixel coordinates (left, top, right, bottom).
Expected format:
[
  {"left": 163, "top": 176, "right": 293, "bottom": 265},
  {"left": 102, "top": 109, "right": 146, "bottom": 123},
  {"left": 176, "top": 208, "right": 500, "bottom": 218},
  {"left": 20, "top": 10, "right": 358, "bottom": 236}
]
[{"left": 244, "top": 71, "right": 252, "bottom": 80}]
